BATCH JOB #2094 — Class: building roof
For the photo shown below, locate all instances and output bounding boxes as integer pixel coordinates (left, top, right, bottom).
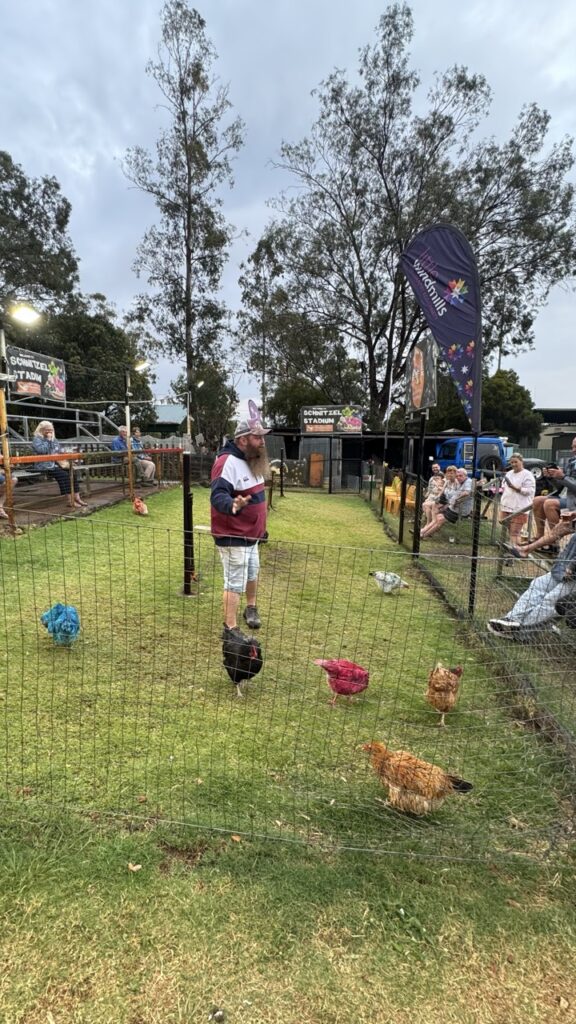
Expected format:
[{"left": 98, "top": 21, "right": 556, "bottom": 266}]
[{"left": 535, "top": 409, "right": 576, "bottom": 425}]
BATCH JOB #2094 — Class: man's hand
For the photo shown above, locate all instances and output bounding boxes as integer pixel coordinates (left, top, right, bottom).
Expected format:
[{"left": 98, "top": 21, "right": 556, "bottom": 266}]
[{"left": 231, "top": 495, "right": 252, "bottom": 515}]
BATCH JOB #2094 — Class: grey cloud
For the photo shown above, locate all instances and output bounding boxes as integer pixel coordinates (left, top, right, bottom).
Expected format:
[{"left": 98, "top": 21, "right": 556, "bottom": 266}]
[{"left": 1, "top": 0, "right": 575, "bottom": 404}]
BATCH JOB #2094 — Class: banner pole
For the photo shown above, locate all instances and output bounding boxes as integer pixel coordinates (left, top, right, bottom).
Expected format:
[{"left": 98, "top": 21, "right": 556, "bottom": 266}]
[
  {"left": 468, "top": 432, "right": 482, "bottom": 616},
  {"left": 412, "top": 411, "right": 428, "bottom": 555}
]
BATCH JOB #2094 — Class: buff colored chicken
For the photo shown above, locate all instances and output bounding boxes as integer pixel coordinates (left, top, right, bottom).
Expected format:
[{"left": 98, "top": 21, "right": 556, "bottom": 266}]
[
  {"left": 425, "top": 662, "right": 463, "bottom": 727},
  {"left": 362, "top": 741, "right": 472, "bottom": 815}
]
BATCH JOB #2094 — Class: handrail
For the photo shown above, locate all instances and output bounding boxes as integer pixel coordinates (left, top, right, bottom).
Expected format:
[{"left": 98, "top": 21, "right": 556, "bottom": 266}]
[{"left": 1, "top": 447, "right": 183, "bottom": 466}]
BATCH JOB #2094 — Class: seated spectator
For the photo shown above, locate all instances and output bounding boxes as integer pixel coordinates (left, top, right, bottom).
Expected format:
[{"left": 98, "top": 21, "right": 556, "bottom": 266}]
[
  {"left": 420, "top": 466, "right": 471, "bottom": 538},
  {"left": 132, "top": 428, "right": 156, "bottom": 485},
  {"left": 421, "top": 463, "right": 445, "bottom": 526},
  {"left": 32, "top": 421, "right": 87, "bottom": 509},
  {"left": 531, "top": 437, "right": 576, "bottom": 541},
  {"left": 507, "top": 508, "right": 576, "bottom": 559},
  {"left": 111, "top": 426, "right": 156, "bottom": 485},
  {"left": 0, "top": 471, "right": 17, "bottom": 519},
  {"left": 498, "top": 453, "right": 536, "bottom": 547},
  {"left": 488, "top": 532, "right": 576, "bottom": 635}
]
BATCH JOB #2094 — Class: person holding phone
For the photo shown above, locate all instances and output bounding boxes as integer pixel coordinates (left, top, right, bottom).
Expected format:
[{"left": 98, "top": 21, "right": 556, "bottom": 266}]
[{"left": 498, "top": 453, "right": 536, "bottom": 547}]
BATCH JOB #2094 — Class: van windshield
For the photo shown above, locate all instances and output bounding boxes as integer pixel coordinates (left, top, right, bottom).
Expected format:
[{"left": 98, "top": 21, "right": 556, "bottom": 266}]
[{"left": 438, "top": 441, "right": 457, "bottom": 460}]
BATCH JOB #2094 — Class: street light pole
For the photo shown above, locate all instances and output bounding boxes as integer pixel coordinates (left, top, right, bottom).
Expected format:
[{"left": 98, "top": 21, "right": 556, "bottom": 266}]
[
  {"left": 186, "top": 389, "right": 192, "bottom": 440},
  {"left": 124, "top": 368, "right": 135, "bottom": 501}
]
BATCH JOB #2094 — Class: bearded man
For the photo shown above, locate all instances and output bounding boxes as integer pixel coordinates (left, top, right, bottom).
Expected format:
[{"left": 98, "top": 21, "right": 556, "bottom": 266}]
[{"left": 210, "top": 419, "right": 271, "bottom": 633}]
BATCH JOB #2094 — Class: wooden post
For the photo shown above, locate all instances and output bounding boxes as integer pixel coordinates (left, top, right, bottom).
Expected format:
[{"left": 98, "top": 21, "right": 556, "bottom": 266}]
[{"left": 0, "top": 324, "right": 16, "bottom": 533}]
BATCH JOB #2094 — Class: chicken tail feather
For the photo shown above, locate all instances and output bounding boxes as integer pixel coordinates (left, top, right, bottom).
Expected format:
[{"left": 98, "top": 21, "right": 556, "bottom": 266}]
[{"left": 448, "top": 775, "right": 473, "bottom": 793}]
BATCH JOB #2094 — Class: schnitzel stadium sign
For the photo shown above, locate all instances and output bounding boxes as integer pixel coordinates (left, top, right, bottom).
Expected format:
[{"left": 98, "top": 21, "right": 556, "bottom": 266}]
[
  {"left": 7, "top": 345, "right": 66, "bottom": 401},
  {"left": 301, "top": 405, "right": 363, "bottom": 434}
]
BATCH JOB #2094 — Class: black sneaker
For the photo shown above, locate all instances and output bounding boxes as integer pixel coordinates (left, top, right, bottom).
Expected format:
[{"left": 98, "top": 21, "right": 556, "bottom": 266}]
[{"left": 243, "top": 605, "right": 262, "bottom": 630}]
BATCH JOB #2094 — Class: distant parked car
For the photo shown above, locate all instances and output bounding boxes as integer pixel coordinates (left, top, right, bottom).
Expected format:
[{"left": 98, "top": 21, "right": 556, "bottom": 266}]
[{"left": 435, "top": 434, "right": 506, "bottom": 477}]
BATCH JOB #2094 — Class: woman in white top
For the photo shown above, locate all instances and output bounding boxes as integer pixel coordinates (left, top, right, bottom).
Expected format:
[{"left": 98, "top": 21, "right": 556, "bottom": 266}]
[{"left": 498, "top": 453, "right": 535, "bottom": 546}]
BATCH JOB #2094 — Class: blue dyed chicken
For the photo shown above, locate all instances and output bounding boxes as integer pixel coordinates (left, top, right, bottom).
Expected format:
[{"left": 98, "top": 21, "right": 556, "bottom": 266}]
[{"left": 40, "top": 603, "right": 80, "bottom": 646}]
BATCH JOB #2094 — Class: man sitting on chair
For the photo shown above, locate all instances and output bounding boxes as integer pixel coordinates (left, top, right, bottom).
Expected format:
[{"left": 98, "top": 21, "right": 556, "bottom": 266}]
[{"left": 112, "top": 426, "right": 156, "bottom": 485}]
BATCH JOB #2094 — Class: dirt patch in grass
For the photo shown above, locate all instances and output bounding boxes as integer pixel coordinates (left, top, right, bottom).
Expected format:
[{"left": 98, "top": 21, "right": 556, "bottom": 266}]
[{"left": 157, "top": 838, "right": 214, "bottom": 872}]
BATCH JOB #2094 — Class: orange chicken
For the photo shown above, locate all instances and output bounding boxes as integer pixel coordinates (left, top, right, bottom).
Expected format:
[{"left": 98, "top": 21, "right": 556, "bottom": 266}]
[
  {"left": 425, "top": 662, "right": 463, "bottom": 727},
  {"left": 363, "top": 741, "right": 472, "bottom": 816}
]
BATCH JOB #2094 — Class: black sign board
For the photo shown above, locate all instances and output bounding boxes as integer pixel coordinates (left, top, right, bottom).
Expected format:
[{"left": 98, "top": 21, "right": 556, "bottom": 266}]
[{"left": 7, "top": 345, "right": 66, "bottom": 402}]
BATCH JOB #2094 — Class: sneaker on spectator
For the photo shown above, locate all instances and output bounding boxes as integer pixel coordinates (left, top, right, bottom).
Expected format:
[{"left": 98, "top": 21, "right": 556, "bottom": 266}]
[
  {"left": 243, "top": 605, "right": 262, "bottom": 630},
  {"left": 487, "top": 619, "right": 521, "bottom": 635}
]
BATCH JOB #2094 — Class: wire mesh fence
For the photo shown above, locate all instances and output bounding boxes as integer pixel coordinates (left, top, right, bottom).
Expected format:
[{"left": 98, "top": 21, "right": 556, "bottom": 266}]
[{"left": 1, "top": 495, "right": 574, "bottom": 861}]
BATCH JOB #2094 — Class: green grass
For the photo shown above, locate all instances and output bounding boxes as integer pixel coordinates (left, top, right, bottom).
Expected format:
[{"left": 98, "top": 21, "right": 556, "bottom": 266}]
[
  {"left": 0, "top": 813, "right": 575, "bottom": 1023},
  {"left": 1, "top": 488, "right": 575, "bottom": 1022},
  {"left": 379, "top": 500, "right": 576, "bottom": 740},
  {"left": 0, "top": 488, "right": 573, "bottom": 857}
]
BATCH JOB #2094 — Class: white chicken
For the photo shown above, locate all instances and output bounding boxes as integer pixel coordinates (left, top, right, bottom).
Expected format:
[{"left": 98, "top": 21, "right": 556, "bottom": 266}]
[{"left": 369, "top": 571, "right": 410, "bottom": 594}]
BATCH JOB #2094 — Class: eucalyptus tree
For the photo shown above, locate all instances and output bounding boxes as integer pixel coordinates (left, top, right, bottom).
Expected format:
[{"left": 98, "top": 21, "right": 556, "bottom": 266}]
[
  {"left": 239, "top": 2, "right": 576, "bottom": 427},
  {"left": 171, "top": 358, "right": 238, "bottom": 447},
  {"left": 124, "top": 0, "right": 244, "bottom": 394},
  {"left": 0, "top": 150, "right": 78, "bottom": 311}
]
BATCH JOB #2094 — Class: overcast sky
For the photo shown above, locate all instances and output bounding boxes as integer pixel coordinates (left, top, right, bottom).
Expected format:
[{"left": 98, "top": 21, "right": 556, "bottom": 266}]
[{"left": 2, "top": 0, "right": 575, "bottom": 412}]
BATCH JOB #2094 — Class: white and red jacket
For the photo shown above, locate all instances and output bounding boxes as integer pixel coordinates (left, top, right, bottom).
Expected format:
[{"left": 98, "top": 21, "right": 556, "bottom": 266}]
[{"left": 210, "top": 440, "right": 267, "bottom": 546}]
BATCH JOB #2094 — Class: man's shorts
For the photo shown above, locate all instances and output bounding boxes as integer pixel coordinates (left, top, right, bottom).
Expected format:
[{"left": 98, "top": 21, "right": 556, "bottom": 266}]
[{"left": 218, "top": 543, "right": 260, "bottom": 593}]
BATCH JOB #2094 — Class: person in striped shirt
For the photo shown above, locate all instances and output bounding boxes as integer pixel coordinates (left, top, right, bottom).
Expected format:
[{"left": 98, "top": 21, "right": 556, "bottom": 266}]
[{"left": 210, "top": 419, "right": 270, "bottom": 633}]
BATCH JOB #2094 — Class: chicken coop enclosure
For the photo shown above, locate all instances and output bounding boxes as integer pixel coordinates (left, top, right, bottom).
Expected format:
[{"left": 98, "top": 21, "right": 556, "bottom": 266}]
[{"left": 1, "top": 507, "right": 574, "bottom": 862}]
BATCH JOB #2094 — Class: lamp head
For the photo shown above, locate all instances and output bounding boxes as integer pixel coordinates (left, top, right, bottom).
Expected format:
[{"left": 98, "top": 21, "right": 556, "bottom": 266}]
[{"left": 9, "top": 303, "right": 41, "bottom": 326}]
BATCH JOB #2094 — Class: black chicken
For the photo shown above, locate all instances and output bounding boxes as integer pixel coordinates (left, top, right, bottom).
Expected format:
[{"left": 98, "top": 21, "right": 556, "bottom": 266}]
[{"left": 222, "top": 626, "right": 263, "bottom": 697}]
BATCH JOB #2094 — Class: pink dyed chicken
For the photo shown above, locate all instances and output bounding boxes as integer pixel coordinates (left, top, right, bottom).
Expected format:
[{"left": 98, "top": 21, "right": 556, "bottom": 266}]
[{"left": 314, "top": 658, "right": 369, "bottom": 707}]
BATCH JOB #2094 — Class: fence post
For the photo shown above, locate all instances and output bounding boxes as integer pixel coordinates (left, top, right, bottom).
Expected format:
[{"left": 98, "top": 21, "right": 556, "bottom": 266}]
[
  {"left": 411, "top": 411, "right": 427, "bottom": 555},
  {"left": 182, "top": 452, "right": 195, "bottom": 595},
  {"left": 468, "top": 433, "right": 481, "bottom": 616},
  {"left": 280, "top": 446, "right": 285, "bottom": 497},
  {"left": 328, "top": 437, "right": 333, "bottom": 494}
]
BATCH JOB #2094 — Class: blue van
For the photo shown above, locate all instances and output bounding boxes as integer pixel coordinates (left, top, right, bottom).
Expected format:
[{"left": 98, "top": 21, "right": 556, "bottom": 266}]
[{"left": 435, "top": 435, "right": 508, "bottom": 477}]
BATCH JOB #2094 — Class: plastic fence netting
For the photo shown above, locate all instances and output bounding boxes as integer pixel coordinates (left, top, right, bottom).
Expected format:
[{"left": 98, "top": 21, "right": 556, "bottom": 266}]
[{"left": 1, "top": 512, "right": 574, "bottom": 860}]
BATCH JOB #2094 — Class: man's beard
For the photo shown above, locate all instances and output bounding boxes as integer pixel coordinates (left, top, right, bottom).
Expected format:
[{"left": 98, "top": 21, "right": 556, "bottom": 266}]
[{"left": 246, "top": 449, "right": 270, "bottom": 478}]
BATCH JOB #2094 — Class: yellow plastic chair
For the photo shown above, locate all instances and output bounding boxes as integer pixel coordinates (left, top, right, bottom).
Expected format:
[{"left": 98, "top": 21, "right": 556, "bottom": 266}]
[
  {"left": 404, "top": 484, "right": 417, "bottom": 511},
  {"left": 385, "top": 477, "right": 403, "bottom": 515}
]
